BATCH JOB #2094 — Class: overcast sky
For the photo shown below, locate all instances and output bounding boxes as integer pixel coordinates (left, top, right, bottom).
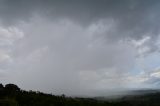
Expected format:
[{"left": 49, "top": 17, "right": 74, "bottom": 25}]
[{"left": 0, "top": 0, "right": 160, "bottom": 96}]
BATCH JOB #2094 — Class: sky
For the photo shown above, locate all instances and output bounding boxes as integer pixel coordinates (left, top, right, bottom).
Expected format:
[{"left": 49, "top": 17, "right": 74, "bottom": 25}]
[{"left": 0, "top": 0, "right": 160, "bottom": 96}]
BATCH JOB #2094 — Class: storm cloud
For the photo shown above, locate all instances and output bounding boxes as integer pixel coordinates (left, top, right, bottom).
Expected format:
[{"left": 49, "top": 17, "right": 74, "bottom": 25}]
[{"left": 0, "top": 0, "right": 160, "bottom": 96}]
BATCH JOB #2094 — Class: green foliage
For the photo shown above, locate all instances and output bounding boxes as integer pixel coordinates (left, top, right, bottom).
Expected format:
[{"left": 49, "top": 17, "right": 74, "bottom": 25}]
[{"left": 0, "top": 99, "right": 18, "bottom": 106}]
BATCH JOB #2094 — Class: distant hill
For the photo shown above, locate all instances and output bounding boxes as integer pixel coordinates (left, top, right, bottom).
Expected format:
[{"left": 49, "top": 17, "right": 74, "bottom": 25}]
[{"left": 1, "top": 83, "right": 160, "bottom": 106}]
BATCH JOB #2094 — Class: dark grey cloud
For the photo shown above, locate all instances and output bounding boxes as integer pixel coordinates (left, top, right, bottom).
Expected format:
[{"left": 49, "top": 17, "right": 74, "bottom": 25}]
[
  {"left": 0, "top": 0, "right": 159, "bottom": 39},
  {"left": 0, "top": 0, "right": 160, "bottom": 96},
  {"left": 0, "top": 0, "right": 160, "bottom": 53}
]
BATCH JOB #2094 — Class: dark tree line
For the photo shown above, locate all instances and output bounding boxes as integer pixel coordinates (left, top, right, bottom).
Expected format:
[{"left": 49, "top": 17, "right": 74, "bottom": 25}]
[
  {"left": 0, "top": 83, "right": 160, "bottom": 106},
  {"left": 0, "top": 83, "right": 20, "bottom": 97}
]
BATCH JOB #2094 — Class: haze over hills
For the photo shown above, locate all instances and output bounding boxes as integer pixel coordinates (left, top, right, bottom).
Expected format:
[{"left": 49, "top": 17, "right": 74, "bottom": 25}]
[{"left": 1, "top": 83, "right": 160, "bottom": 106}]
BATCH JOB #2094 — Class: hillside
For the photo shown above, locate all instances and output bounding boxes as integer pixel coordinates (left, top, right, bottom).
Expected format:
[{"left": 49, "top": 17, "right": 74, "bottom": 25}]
[{"left": 1, "top": 83, "right": 160, "bottom": 106}]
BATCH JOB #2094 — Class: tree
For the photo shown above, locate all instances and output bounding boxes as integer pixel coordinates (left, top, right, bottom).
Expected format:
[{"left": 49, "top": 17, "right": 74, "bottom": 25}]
[
  {"left": 0, "top": 83, "right": 4, "bottom": 97},
  {"left": 5, "top": 84, "right": 20, "bottom": 96}
]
